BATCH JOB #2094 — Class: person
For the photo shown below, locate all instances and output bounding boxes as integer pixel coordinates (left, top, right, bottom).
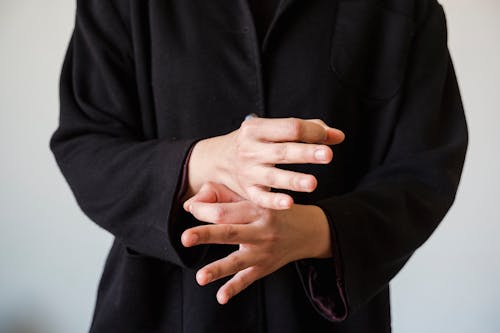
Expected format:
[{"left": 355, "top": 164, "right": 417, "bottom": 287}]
[{"left": 49, "top": 0, "right": 468, "bottom": 332}]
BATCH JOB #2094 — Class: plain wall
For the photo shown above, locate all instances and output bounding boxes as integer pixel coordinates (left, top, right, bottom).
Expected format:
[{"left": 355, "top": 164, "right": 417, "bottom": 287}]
[
  {"left": 0, "top": 1, "right": 498, "bottom": 332},
  {"left": 391, "top": 1, "right": 500, "bottom": 332}
]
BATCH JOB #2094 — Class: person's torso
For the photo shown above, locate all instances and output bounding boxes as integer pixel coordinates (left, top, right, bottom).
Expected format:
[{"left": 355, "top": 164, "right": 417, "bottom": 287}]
[{"left": 92, "top": 1, "right": 421, "bottom": 331}]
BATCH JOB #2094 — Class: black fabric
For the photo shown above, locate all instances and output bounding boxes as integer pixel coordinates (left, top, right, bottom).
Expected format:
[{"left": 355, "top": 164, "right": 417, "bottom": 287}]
[
  {"left": 247, "top": 0, "right": 281, "bottom": 42},
  {"left": 49, "top": 0, "right": 468, "bottom": 332}
]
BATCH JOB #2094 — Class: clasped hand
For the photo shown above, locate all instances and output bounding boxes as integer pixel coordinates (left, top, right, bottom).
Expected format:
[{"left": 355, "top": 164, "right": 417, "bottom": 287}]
[
  {"left": 182, "top": 118, "right": 344, "bottom": 304},
  {"left": 184, "top": 117, "right": 345, "bottom": 209}
]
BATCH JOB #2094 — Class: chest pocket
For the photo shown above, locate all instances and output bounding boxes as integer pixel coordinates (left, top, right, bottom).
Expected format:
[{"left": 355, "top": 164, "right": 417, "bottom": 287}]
[{"left": 330, "top": 1, "right": 414, "bottom": 100}]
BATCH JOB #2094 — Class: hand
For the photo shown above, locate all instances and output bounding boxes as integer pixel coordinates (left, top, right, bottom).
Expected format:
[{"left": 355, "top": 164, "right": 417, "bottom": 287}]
[
  {"left": 181, "top": 182, "right": 332, "bottom": 304},
  {"left": 183, "top": 117, "right": 345, "bottom": 210}
]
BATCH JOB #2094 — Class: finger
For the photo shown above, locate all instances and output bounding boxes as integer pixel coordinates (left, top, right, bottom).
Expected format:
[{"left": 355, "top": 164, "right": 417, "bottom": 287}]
[
  {"left": 308, "top": 119, "right": 346, "bottom": 145},
  {"left": 246, "top": 186, "right": 293, "bottom": 210},
  {"left": 253, "top": 166, "right": 318, "bottom": 193},
  {"left": 251, "top": 141, "right": 333, "bottom": 164},
  {"left": 181, "top": 224, "right": 258, "bottom": 247},
  {"left": 183, "top": 182, "right": 243, "bottom": 211},
  {"left": 324, "top": 127, "right": 345, "bottom": 145},
  {"left": 241, "top": 117, "right": 341, "bottom": 144},
  {"left": 216, "top": 267, "right": 262, "bottom": 304},
  {"left": 196, "top": 250, "right": 256, "bottom": 286},
  {"left": 188, "top": 201, "right": 261, "bottom": 224},
  {"left": 183, "top": 186, "right": 217, "bottom": 212}
]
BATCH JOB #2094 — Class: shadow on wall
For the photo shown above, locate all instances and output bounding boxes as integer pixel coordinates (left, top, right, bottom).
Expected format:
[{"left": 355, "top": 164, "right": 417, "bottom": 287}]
[{"left": 0, "top": 302, "right": 60, "bottom": 333}]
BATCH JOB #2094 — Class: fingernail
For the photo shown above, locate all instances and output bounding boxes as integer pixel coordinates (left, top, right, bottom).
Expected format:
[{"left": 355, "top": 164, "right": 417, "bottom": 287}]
[
  {"left": 205, "top": 272, "right": 213, "bottom": 283},
  {"left": 188, "top": 204, "right": 193, "bottom": 212},
  {"left": 314, "top": 149, "right": 327, "bottom": 161},
  {"left": 279, "top": 199, "right": 289, "bottom": 208},
  {"left": 300, "top": 178, "right": 312, "bottom": 190}
]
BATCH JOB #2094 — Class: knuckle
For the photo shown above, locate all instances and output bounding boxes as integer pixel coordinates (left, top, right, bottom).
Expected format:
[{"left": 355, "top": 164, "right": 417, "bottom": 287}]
[
  {"left": 239, "top": 120, "right": 250, "bottom": 133},
  {"left": 197, "top": 228, "right": 209, "bottom": 243},
  {"left": 264, "top": 170, "right": 276, "bottom": 187},
  {"left": 246, "top": 187, "right": 258, "bottom": 200},
  {"left": 199, "top": 183, "right": 209, "bottom": 192},
  {"left": 212, "top": 205, "right": 226, "bottom": 223},
  {"left": 273, "top": 144, "right": 288, "bottom": 163},
  {"left": 229, "top": 254, "right": 244, "bottom": 271},
  {"left": 209, "top": 265, "right": 221, "bottom": 279},
  {"left": 234, "top": 275, "right": 250, "bottom": 290},
  {"left": 305, "top": 145, "right": 317, "bottom": 161},
  {"left": 240, "top": 118, "right": 257, "bottom": 137},
  {"left": 235, "top": 142, "right": 256, "bottom": 162},
  {"left": 312, "top": 118, "right": 326, "bottom": 126},
  {"left": 286, "top": 118, "right": 302, "bottom": 140},
  {"left": 223, "top": 225, "right": 238, "bottom": 241},
  {"left": 250, "top": 191, "right": 265, "bottom": 207},
  {"left": 203, "top": 181, "right": 217, "bottom": 191}
]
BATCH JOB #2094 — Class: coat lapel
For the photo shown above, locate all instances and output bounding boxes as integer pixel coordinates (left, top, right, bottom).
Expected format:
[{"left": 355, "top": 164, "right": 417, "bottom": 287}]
[{"left": 262, "top": 0, "right": 295, "bottom": 52}]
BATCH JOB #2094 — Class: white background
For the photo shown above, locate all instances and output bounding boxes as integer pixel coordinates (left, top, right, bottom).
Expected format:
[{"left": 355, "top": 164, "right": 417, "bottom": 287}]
[{"left": 0, "top": 1, "right": 498, "bottom": 332}]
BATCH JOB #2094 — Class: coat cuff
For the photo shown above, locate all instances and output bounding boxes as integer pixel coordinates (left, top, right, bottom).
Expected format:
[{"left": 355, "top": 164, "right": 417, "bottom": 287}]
[
  {"left": 295, "top": 205, "right": 348, "bottom": 322},
  {"left": 167, "top": 139, "right": 211, "bottom": 269}
]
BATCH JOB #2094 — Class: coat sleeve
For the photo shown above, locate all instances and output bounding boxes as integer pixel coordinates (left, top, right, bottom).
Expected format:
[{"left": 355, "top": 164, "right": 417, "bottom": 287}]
[
  {"left": 296, "top": 1, "right": 468, "bottom": 321},
  {"left": 49, "top": 0, "right": 208, "bottom": 268}
]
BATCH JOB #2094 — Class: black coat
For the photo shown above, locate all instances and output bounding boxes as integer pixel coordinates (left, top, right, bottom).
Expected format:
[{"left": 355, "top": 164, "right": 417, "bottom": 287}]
[{"left": 50, "top": 0, "right": 468, "bottom": 332}]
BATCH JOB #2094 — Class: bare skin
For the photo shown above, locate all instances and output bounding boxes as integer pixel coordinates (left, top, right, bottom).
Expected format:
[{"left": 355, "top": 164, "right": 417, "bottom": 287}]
[
  {"left": 181, "top": 117, "right": 344, "bottom": 304},
  {"left": 182, "top": 117, "right": 345, "bottom": 210},
  {"left": 182, "top": 182, "right": 332, "bottom": 304}
]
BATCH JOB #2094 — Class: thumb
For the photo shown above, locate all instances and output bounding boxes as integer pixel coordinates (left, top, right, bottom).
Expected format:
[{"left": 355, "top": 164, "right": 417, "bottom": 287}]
[
  {"left": 307, "top": 119, "right": 345, "bottom": 145},
  {"left": 183, "top": 182, "right": 244, "bottom": 212},
  {"left": 324, "top": 127, "right": 345, "bottom": 145},
  {"left": 183, "top": 186, "right": 217, "bottom": 212}
]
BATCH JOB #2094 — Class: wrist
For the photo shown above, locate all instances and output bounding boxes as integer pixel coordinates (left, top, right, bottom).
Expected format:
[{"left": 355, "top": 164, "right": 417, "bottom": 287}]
[
  {"left": 184, "top": 139, "right": 210, "bottom": 200},
  {"left": 183, "top": 135, "right": 229, "bottom": 201},
  {"left": 304, "top": 205, "right": 333, "bottom": 259},
  {"left": 281, "top": 204, "right": 332, "bottom": 260}
]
